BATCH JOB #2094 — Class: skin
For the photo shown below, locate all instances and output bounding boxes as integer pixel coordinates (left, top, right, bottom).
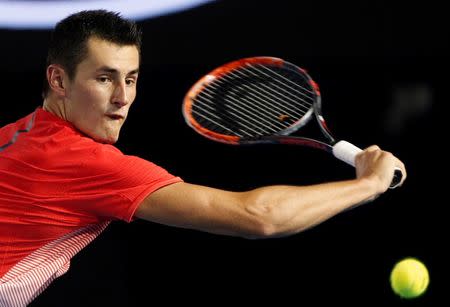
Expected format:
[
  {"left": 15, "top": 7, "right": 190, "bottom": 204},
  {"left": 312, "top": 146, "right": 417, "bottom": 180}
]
[
  {"left": 136, "top": 146, "right": 406, "bottom": 239},
  {"left": 44, "top": 37, "right": 407, "bottom": 239},
  {"left": 44, "top": 36, "right": 139, "bottom": 144}
]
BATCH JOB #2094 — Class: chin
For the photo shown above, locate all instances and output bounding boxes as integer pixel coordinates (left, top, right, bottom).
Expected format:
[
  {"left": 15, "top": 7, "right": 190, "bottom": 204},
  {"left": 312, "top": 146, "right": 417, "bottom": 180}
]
[
  {"left": 78, "top": 124, "right": 120, "bottom": 144},
  {"left": 92, "top": 134, "right": 119, "bottom": 144},
  {"left": 103, "top": 139, "right": 118, "bottom": 145},
  {"left": 104, "top": 136, "right": 119, "bottom": 144}
]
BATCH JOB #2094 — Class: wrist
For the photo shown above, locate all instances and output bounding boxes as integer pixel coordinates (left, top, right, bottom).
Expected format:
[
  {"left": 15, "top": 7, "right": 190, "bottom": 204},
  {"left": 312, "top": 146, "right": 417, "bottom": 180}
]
[{"left": 356, "top": 176, "right": 382, "bottom": 198}]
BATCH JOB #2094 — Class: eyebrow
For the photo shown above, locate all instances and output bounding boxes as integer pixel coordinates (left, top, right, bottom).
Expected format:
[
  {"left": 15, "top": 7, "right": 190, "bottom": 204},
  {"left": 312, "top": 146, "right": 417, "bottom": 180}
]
[{"left": 96, "top": 66, "right": 139, "bottom": 76}]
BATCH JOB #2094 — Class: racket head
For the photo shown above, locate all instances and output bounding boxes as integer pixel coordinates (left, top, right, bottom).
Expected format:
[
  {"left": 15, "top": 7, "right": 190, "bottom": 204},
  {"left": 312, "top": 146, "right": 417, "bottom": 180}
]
[{"left": 182, "top": 57, "right": 323, "bottom": 145}]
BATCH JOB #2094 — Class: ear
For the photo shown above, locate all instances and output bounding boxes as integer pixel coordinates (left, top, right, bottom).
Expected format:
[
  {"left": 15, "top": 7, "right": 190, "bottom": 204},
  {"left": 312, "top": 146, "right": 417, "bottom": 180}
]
[{"left": 46, "top": 64, "right": 68, "bottom": 97}]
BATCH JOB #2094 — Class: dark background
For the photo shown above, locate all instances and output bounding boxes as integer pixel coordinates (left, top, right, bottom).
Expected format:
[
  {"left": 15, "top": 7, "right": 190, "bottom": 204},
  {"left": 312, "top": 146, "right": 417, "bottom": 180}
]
[{"left": 0, "top": 0, "right": 446, "bottom": 305}]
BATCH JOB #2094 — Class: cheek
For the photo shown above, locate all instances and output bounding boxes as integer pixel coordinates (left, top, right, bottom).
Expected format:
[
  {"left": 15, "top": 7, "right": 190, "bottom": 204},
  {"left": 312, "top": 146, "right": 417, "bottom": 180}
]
[
  {"left": 128, "top": 88, "right": 137, "bottom": 102},
  {"left": 76, "top": 86, "right": 109, "bottom": 111}
]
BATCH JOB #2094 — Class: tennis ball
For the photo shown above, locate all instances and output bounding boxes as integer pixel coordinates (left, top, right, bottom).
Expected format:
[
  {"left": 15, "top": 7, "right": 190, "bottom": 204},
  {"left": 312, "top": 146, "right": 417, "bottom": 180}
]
[{"left": 390, "top": 257, "right": 429, "bottom": 299}]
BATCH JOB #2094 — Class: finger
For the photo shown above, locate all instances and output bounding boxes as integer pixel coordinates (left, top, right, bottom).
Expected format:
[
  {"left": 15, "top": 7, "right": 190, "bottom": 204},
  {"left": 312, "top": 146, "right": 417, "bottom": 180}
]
[
  {"left": 364, "top": 145, "right": 380, "bottom": 152},
  {"left": 395, "top": 160, "right": 407, "bottom": 185}
]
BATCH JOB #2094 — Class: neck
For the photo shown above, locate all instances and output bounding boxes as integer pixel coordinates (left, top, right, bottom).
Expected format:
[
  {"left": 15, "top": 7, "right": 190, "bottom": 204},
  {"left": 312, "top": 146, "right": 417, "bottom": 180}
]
[{"left": 42, "top": 94, "right": 68, "bottom": 121}]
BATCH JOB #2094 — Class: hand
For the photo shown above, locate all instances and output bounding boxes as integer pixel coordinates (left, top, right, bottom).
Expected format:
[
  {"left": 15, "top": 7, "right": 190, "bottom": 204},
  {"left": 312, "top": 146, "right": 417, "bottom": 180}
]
[{"left": 355, "top": 145, "right": 407, "bottom": 194}]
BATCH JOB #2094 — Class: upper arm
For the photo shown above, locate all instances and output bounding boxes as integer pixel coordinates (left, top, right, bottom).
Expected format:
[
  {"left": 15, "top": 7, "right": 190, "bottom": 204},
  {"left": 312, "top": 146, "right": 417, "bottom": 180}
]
[{"left": 134, "top": 182, "right": 265, "bottom": 238}]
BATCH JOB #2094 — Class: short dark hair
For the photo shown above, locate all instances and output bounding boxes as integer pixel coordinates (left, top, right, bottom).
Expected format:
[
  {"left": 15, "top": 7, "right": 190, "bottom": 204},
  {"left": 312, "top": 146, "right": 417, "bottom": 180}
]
[{"left": 42, "top": 10, "right": 142, "bottom": 98}]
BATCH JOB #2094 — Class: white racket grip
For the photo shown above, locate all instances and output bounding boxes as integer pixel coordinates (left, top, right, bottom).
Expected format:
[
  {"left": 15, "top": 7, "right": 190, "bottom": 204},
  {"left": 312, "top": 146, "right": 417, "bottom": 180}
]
[
  {"left": 332, "top": 140, "right": 362, "bottom": 167},
  {"left": 332, "top": 140, "right": 403, "bottom": 189}
]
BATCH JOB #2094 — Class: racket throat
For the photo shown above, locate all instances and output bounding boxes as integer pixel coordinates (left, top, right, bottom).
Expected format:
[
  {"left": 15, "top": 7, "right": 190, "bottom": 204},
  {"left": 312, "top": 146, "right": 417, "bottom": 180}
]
[{"left": 260, "top": 135, "right": 333, "bottom": 152}]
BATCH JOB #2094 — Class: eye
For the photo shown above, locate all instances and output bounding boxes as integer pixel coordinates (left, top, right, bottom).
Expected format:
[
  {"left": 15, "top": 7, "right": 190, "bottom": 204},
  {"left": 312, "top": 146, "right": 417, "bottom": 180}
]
[
  {"left": 125, "top": 78, "right": 136, "bottom": 86},
  {"left": 97, "top": 76, "right": 111, "bottom": 83}
]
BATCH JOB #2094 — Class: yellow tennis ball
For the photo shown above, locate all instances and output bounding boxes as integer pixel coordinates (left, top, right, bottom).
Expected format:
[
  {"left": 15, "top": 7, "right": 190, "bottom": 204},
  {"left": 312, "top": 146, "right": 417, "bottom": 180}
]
[{"left": 390, "top": 257, "right": 429, "bottom": 299}]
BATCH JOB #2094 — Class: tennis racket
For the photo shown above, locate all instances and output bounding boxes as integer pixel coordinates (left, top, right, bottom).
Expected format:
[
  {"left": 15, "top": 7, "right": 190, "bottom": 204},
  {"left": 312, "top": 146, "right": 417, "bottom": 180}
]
[{"left": 182, "top": 56, "right": 403, "bottom": 188}]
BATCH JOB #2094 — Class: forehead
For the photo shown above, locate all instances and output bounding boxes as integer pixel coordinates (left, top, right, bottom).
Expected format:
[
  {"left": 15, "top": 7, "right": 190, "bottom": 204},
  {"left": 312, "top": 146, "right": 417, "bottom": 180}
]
[{"left": 80, "top": 37, "right": 140, "bottom": 72}]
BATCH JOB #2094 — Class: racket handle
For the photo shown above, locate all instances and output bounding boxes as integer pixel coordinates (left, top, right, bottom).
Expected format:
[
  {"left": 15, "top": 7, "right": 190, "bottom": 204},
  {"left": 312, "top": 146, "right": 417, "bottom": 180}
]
[{"left": 332, "top": 140, "right": 403, "bottom": 189}]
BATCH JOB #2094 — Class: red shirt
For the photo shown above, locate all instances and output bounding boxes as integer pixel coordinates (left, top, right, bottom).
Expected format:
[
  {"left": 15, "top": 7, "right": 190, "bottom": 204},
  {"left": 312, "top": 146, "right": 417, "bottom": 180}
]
[{"left": 0, "top": 108, "right": 182, "bottom": 304}]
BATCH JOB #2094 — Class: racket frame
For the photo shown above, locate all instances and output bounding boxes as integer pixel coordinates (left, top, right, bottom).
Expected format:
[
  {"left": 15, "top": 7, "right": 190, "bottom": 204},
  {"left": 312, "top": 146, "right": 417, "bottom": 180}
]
[
  {"left": 183, "top": 56, "right": 403, "bottom": 189},
  {"left": 183, "top": 57, "right": 336, "bottom": 152}
]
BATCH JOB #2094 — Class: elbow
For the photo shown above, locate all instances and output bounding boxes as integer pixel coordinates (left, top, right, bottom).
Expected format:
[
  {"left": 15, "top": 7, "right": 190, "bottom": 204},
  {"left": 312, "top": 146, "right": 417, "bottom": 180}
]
[
  {"left": 242, "top": 220, "right": 278, "bottom": 239},
  {"left": 255, "top": 221, "right": 279, "bottom": 239},
  {"left": 241, "top": 200, "right": 282, "bottom": 239}
]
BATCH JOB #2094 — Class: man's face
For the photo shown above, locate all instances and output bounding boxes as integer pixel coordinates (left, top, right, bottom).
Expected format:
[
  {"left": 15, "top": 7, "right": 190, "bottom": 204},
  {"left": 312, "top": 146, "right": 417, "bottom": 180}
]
[{"left": 64, "top": 37, "right": 139, "bottom": 144}]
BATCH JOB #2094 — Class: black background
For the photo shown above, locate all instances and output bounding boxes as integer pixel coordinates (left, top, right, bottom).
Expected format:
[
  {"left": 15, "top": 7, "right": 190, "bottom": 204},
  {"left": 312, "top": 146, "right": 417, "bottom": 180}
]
[{"left": 0, "top": 0, "right": 446, "bottom": 305}]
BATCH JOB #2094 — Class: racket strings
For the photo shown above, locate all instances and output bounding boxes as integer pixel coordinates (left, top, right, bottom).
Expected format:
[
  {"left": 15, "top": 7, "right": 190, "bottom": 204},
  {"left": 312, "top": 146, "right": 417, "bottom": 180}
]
[
  {"left": 195, "top": 81, "right": 292, "bottom": 137},
  {"left": 251, "top": 64, "right": 315, "bottom": 99},
  {"left": 195, "top": 71, "right": 300, "bottom": 136},
  {"left": 206, "top": 77, "right": 300, "bottom": 128},
  {"left": 192, "top": 81, "right": 307, "bottom": 137},
  {"left": 240, "top": 64, "right": 314, "bottom": 112},
  {"left": 190, "top": 100, "right": 252, "bottom": 137},
  {"left": 191, "top": 64, "right": 317, "bottom": 138},
  {"left": 193, "top": 90, "right": 276, "bottom": 137},
  {"left": 220, "top": 65, "right": 314, "bottom": 126},
  {"left": 226, "top": 69, "right": 309, "bottom": 117}
]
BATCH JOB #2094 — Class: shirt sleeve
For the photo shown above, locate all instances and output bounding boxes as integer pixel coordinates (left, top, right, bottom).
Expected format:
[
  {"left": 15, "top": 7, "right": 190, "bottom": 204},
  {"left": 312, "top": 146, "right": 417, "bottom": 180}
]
[{"left": 62, "top": 144, "right": 183, "bottom": 223}]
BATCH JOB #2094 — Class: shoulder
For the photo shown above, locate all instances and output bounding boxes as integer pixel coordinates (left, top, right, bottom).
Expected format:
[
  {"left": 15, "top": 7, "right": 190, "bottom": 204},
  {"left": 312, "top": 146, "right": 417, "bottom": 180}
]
[{"left": 0, "top": 111, "right": 35, "bottom": 145}]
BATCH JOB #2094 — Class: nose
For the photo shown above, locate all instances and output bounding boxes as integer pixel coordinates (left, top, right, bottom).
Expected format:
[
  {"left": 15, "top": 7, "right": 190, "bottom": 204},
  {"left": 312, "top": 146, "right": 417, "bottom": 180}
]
[{"left": 112, "top": 80, "right": 129, "bottom": 107}]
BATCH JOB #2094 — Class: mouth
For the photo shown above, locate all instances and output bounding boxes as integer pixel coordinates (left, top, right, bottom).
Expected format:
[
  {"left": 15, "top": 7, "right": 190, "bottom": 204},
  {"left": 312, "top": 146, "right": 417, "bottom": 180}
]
[{"left": 106, "top": 114, "right": 124, "bottom": 120}]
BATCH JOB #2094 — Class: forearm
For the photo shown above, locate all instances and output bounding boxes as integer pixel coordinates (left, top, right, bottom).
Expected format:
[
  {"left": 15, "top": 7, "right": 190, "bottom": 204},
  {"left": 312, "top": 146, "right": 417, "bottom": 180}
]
[
  {"left": 138, "top": 177, "right": 382, "bottom": 239},
  {"left": 243, "top": 177, "right": 378, "bottom": 238},
  {"left": 137, "top": 146, "right": 404, "bottom": 239}
]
